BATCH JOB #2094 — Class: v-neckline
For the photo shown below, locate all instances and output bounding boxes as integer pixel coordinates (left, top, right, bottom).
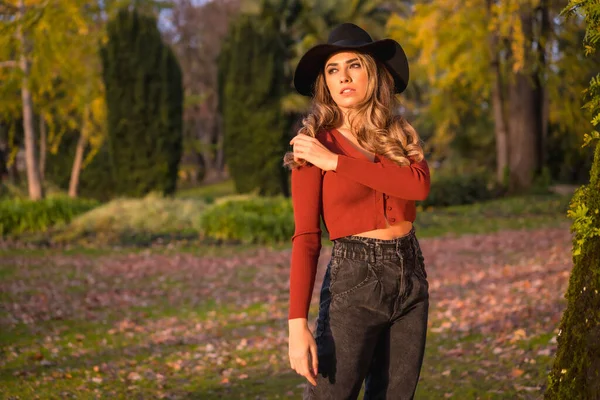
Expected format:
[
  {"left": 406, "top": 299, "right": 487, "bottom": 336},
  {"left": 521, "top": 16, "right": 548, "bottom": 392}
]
[{"left": 331, "top": 128, "right": 377, "bottom": 163}]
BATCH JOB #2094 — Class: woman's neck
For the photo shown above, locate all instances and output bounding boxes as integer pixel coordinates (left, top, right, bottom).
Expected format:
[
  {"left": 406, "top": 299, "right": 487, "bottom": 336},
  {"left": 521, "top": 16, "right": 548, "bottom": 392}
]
[{"left": 338, "top": 112, "right": 353, "bottom": 133}]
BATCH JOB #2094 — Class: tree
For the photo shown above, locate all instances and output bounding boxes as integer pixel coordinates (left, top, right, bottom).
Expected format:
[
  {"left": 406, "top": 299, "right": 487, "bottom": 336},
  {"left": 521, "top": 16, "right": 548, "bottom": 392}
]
[
  {"left": 0, "top": 0, "right": 121, "bottom": 199},
  {"left": 388, "top": 0, "right": 593, "bottom": 190},
  {"left": 163, "top": 0, "right": 239, "bottom": 184},
  {"left": 545, "top": 1, "right": 600, "bottom": 398},
  {"left": 218, "top": 14, "right": 289, "bottom": 195},
  {"left": 100, "top": 7, "right": 183, "bottom": 197},
  {"left": 0, "top": 0, "right": 45, "bottom": 199}
]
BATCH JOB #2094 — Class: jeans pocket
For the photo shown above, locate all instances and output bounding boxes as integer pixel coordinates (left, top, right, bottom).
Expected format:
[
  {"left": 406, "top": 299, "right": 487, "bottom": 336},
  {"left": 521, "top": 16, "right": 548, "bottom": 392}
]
[{"left": 329, "top": 257, "right": 372, "bottom": 299}]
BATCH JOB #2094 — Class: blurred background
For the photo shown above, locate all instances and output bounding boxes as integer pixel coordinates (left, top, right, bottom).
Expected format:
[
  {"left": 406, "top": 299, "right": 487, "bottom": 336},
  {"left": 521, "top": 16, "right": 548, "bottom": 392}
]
[
  {"left": 1, "top": 0, "right": 598, "bottom": 399},
  {"left": 1, "top": 0, "right": 597, "bottom": 211}
]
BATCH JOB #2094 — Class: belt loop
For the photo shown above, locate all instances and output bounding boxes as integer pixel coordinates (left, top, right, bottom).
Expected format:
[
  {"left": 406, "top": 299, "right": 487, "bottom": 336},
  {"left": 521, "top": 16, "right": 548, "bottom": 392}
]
[{"left": 369, "top": 242, "right": 376, "bottom": 264}]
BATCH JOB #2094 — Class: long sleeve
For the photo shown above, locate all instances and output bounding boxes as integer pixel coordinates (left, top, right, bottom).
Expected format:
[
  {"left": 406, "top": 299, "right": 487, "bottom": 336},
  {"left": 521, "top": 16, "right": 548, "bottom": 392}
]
[
  {"left": 334, "top": 154, "right": 430, "bottom": 200},
  {"left": 288, "top": 163, "right": 323, "bottom": 320}
]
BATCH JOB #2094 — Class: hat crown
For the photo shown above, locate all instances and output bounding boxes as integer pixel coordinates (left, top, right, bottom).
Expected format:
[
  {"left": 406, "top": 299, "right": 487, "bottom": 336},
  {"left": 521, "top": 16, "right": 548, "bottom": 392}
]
[{"left": 327, "top": 23, "right": 373, "bottom": 45}]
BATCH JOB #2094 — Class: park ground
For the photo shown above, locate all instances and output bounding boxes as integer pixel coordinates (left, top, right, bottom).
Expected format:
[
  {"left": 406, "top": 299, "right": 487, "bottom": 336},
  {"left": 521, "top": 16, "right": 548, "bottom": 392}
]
[{"left": 0, "top": 194, "right": 574, "bottom": 399}]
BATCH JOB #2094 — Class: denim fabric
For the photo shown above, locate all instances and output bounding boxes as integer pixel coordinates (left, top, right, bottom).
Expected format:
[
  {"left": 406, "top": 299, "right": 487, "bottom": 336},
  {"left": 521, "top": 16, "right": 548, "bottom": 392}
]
[{"left": 303, "top": 228, "right": 429, "bottom": 400}]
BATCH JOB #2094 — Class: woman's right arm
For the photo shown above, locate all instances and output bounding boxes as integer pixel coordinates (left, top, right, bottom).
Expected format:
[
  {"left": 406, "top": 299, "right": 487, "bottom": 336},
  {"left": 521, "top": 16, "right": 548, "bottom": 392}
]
[
  {"left": 289, "top": 162, "right": 323, "bottom": 320},
  {"left": 288, "top": 162, "right": 323, "bottom": 386}
]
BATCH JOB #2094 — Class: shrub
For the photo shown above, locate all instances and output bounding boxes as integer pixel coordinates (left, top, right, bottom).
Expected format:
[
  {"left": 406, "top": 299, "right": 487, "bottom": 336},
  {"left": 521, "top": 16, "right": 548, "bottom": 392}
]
[
  {"left": 0, "top": 197, "right": 99, "bottom": 236},
  {"left": 200, "top": 195, "right": 294, "bottom": 244},
  {"left": 53, "top": 193, "right": 206, "bottom": 245},
  {"left": 420, "top": 171, "right": 502, "bottom": 208}
]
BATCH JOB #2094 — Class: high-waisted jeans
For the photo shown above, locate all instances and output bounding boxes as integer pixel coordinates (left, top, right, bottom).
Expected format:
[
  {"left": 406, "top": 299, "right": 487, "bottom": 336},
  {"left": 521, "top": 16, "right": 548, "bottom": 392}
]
[{"left": 303, "top": 228, "right": 429, "bottom": 400}]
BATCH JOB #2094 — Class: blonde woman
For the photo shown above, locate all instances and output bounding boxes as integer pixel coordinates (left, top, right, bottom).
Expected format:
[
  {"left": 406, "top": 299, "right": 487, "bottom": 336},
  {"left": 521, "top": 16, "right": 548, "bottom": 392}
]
[{"left": 284, "top": 23, "right": 431, "bottom": 399}]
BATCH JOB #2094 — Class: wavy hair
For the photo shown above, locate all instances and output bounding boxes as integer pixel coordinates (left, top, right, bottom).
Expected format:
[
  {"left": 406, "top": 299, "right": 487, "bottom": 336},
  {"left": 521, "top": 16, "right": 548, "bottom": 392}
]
[{"left": 283, "top": 52, "right": 424, "bottom": 170}]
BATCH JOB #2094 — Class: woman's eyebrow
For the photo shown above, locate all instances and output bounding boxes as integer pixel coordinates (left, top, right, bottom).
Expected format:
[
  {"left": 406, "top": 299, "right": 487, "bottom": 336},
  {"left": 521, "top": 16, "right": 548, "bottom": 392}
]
[{"left": 325, "top": 58, "right": 359, "bottom": 68}]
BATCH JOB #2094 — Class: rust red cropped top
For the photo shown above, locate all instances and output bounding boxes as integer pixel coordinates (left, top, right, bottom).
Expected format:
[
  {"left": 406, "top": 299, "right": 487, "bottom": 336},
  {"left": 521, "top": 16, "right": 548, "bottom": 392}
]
[{"left": 289, "top": 128, "right": 431, "bottom": 319}]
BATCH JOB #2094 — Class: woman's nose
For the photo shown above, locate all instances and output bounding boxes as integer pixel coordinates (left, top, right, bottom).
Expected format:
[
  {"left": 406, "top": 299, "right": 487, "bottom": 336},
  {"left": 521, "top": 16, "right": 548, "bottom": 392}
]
[{"left": 340, "top": 74, "right": 350, "bottom": 83}]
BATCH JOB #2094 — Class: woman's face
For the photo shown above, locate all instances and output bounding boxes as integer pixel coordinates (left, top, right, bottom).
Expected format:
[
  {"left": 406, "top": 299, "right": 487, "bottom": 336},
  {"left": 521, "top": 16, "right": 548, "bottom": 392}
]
[{"left": 323, "top": 51, "right": 369, "bottom": 113}]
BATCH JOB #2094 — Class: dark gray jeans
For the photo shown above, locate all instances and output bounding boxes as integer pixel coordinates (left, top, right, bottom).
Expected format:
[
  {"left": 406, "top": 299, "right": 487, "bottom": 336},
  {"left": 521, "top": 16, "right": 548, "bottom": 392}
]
[{"left": 303, "top": 228, "right": 429, "bottom": 400}]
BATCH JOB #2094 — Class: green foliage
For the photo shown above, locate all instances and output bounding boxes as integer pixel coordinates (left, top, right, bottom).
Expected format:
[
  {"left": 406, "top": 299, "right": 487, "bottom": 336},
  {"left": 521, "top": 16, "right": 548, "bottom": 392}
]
[
  {"left": 546, "top": 1, "right": 600, "bottom": 398},
  {"left": 545, "top": 149, "right": 600, "bottom": 398},
  {"left": 53, "top": 193, "right": 206, "bottom": 246},
  {"left": 200, "top": 196, "right": 294, "bottom": 244},
  {"left": 567, "top": 191, "right": 600, "bottom": 256},
  {"left": 43, "top": 131, "right": 117, "bottom": 201},
  {"left": 176, "top": 179, "right": 236, "bottom": 203},
  {"left": 388, "top": 0, "right": 595, "bottom": 188},
  {"left": 420, "top": 171, "right": 502, "bottom": 208},
  {"left": 100, "top": 7, "right": 183, "bottom": 197},
  {"left": 218, "top": 15, "right": 289, "bottom": 196},
  {"left": 0, "top": 197, "right": 99, "bottom": 237}
]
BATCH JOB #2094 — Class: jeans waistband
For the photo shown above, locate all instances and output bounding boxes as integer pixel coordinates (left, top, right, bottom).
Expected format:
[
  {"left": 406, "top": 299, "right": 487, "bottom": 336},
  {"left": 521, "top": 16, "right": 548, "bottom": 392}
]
[{"left": 332, "top": 228, "right": 417, "bottom": 262}]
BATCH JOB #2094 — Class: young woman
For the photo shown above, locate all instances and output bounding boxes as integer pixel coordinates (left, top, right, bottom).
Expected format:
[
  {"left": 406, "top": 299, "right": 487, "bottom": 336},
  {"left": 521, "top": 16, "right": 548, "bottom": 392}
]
[{"left": 283, "top": 23, "right": 431, "bottom": 399}]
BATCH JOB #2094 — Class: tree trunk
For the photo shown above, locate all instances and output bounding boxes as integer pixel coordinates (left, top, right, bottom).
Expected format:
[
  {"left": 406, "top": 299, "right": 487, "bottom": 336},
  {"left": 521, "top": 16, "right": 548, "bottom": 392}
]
[
  {"left": 68, "top": 134, "right": 87, "bottom": 198},
  {"left": 490, "top": 42, "right": 509, "bottom": 184},
  {"left": 506, "top": 10, "right": 544, "bottom": 192},
  {"left": 39, "top": 115, "right": 46, "bottom": 181},
  {"left": 487, "top": 0, "right": 509, "bottom": 184},
  {"left": 215, "top": 116, "right": 226, "bottom": 178},
  {"left": 200, "top": 133, "right": 218, "bottom": 182},
  {"left": 18, "top": 0, "right": 43, "bottom": 200},
  {"left": 69, "top": 106, "right": 89, "bottom": 198},
  {"left": 508, "top": 72, "right": 542, "bottom": 191},
  {"left": 537, "top": 0, "right": 551, "bottom": 172}
]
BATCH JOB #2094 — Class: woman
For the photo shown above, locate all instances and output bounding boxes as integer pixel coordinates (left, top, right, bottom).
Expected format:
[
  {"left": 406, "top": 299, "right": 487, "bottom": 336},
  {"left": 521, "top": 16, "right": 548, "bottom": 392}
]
[{"left": 284, "top": 23, "right": 430, "bottom": 399}]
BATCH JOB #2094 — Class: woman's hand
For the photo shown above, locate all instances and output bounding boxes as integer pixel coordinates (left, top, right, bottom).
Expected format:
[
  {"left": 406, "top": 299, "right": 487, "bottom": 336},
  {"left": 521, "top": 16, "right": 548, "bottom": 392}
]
[
  {"left": 288, "top": 318, "right": 318, "bottom": 386},
  {"left": 290, "top": 135, "right": 338, "bottom": 171}
]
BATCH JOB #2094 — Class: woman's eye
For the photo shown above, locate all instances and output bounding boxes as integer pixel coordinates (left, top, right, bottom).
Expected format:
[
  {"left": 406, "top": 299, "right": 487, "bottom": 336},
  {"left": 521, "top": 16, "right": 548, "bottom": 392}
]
[
  {"left": 351, "top": 63, "right": 361, "bottom": 68},
  {"left": 327, "top": 68, "right": 337, "bottom": 74}
]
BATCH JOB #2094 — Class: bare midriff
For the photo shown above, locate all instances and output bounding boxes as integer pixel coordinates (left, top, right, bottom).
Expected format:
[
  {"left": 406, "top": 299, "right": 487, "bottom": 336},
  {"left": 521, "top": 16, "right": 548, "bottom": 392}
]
[
  {"left": 352, "top": 220, "right": 413, "bottom": 239},
  {"left": 336, "top": 129, "right": 414, "bottom": 240}
]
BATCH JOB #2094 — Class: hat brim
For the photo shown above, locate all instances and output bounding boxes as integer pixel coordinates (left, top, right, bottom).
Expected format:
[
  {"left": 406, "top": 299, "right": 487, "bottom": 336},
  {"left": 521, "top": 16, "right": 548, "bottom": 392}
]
[{"left": 293, "top": 39, "right": 409, "bottom": 97}]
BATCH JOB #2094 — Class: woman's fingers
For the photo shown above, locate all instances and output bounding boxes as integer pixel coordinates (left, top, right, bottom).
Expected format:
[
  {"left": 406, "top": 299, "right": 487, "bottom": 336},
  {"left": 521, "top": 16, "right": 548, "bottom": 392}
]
[
  {"left": 297, "top": 355, "right": 317, "bottom": 386},
  {"left": 290, "top": 354, "right": 317, "bottom": 386},
  {"left": 309, "top": 342, "right": 318, "bottom": 378},
  {"left": 290, "top": 135, "right": 319, "bottom": 150}
]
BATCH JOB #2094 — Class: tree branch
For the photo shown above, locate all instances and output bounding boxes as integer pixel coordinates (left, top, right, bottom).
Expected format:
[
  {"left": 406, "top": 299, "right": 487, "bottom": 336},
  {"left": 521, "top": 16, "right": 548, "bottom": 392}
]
[
  {"left": 0, "top": 1, "right": 17, "bottom": 15},
  {"left": 0, "top": 60, "right": 17, "bottom": 68}
]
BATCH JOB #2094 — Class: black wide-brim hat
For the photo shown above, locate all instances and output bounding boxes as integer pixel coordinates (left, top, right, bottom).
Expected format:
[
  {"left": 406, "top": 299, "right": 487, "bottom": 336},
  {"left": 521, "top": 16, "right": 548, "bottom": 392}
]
[{"left": 293, "top": 23, "right": 409, "bottom": 97}]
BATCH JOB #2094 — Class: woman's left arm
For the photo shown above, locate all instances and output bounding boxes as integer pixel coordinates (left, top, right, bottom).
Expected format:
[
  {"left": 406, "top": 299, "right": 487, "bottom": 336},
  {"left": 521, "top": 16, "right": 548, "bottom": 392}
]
[
  {"left": 334, "top": 154, "right": 430, "bottom": 200},
  {"left": 290, "top": 134, "right": 429, "bottom": 200}
]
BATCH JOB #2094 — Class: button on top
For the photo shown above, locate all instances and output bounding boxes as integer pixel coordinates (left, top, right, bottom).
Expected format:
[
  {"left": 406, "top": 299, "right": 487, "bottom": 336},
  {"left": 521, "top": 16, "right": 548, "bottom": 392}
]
[
  {"left": 390, "top": 218, "right": 396, "bottom": 222},
  {"left": 384, "top": 195, "right": 389, "bottom": 199},
  {"left": 387, "top": 206, "right": 392, "bottom": 211}
]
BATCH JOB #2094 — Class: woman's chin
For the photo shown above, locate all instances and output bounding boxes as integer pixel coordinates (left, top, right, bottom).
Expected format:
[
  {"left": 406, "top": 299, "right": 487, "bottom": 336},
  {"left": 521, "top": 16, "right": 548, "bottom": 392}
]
[{"left": 335, "top": 99, "right": 362, "bottom": 110}]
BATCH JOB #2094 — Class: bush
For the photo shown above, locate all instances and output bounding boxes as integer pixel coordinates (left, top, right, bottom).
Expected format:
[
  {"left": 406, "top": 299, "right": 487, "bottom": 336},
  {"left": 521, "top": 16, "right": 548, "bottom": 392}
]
[
  {"left": 0, "top": 197, "right": 100, "bottom": 236},
  {"left": 200, "top": 195, "right": 294, "bottom": 244},
  {"left": 420, "top": 171, "right": 502, "bottom": 208},
  {"left": 53, "top": 193, "right": 206, "bottom": 245}
]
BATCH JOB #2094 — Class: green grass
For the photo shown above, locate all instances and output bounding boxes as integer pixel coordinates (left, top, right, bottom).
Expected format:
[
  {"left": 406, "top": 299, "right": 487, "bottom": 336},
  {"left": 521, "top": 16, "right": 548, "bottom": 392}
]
[
  {"left": 416, "top": 194, "right": 571, "bottom": 238},
  {"left": 0, "top": 215, "right": 569, "bottom": 400},
  {"left": 0, "top": 309, "right": 558, "bottom": 399},
  {"left": 0, "top": 193, "right": 572, "bottom": 256},
  {"left": 176, "top": 179, "right": 236, "bottom": 201}
]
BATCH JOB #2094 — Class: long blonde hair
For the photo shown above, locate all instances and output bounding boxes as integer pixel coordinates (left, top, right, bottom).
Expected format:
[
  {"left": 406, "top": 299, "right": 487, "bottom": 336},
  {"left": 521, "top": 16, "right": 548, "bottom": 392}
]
[{"left": 283, "top": 52, "right": 424, "bottom": 169}]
